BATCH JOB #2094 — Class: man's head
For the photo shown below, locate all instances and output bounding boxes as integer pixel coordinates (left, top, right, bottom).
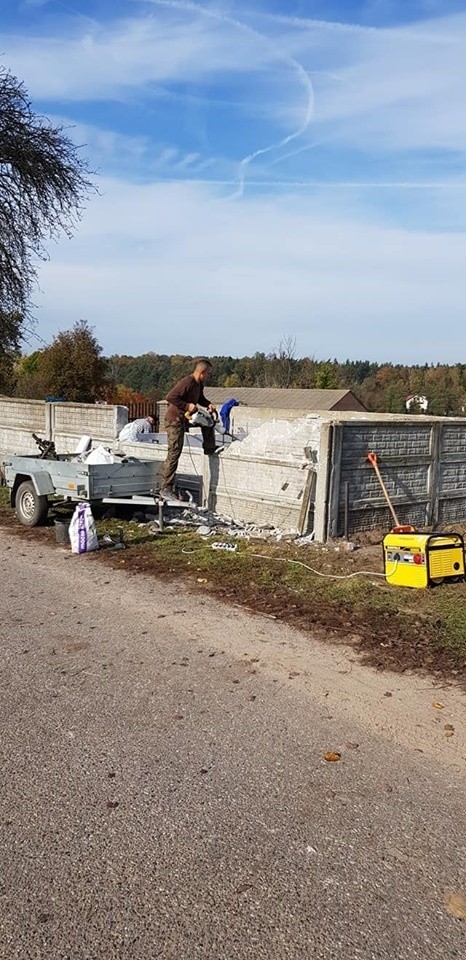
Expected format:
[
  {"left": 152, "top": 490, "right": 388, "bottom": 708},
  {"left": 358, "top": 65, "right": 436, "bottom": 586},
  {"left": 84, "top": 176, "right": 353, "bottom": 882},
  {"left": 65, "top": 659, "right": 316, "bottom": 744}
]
[
  {"left": 193, "top": 359, "right": 212, "bottom": 383},
  {"left": 147, "top": 416, "right": 155, "bottom": 428}
]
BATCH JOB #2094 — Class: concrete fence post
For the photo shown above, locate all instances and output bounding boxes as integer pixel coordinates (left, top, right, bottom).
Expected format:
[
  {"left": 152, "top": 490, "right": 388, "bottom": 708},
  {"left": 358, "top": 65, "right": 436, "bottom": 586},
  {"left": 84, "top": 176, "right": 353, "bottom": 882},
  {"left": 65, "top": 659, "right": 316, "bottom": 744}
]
[
  {"left": 427, "top": 422, "right": 441, "bottom": 526},
  {"left": 297, "top": 468, "right": 317, "bottom": 536},
  {"left": 327, "top": 424, "right": 344, "bottom": 539},
  {"left": 201, "top": 453, "right": 212, "bottom": 510},
  {"left": 313, "top": 423, "right": 333, "bottom": 542},
  {"left": 46, "top": 402, "right": 53, "bottom": 442}
]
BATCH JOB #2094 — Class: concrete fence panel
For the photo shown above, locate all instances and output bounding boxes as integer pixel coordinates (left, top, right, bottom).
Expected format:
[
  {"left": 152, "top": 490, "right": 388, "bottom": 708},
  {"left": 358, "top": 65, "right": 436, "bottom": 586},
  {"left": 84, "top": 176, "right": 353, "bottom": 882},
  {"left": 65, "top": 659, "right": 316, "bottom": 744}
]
[
  {"left": 208, "top": 454, "right": 314, "bottom": 532},
  {"left": 334, "top": 421, "right": 434, "bottom": 534},
  {"left": 437, "top": 423, "right": 466, "bottom": 524},
  {"left": 0, "top": 398, "right": 49, "bottom": 455},
  {"left": 52, "top": 403, "right": 128, "bottom": 453},
  {"left": 321, "top": 419, "right": 466, "bottom": 537}
]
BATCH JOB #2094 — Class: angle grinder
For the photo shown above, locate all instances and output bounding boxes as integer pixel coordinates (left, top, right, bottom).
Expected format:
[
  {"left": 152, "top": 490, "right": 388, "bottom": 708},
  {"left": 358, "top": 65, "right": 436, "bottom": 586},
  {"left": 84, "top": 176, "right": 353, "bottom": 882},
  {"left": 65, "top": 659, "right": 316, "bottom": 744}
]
[{"left": 185, "top": 406, "right": 218, "bottom": 429}]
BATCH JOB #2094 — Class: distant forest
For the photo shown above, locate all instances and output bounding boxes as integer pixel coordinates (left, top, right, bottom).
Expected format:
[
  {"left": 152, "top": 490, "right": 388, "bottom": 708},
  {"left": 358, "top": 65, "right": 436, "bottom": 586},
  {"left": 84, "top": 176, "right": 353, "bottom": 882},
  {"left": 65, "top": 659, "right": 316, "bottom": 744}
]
[
  {"left": 108, "top": 351, "right": 466, "bottom": 417},
  {"left": 6, "top": 321, "right": 465, "bottom": 415}
]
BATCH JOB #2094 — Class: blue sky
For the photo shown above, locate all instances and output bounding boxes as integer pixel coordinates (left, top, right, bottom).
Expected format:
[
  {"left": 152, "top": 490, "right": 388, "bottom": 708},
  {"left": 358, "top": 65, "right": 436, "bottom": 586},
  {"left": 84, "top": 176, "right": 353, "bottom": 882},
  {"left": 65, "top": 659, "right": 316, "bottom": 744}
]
[{"left": 2, "top": 0, "right": 466, "bottom": 362}]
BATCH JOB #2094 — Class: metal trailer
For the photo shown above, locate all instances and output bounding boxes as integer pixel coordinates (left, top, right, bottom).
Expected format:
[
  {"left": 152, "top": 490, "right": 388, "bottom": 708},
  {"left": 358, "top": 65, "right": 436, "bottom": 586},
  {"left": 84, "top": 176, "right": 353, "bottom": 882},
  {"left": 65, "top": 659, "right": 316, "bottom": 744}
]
[{"left": 1, "top": 453, "right": 162, "bottom": 526}]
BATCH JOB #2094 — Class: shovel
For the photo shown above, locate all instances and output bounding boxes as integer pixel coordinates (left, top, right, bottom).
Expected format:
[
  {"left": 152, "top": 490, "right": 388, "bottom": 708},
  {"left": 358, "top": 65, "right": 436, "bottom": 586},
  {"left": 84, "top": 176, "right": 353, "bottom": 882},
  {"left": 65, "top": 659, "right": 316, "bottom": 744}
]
[{"left": 367, "top": 452, "right": 414, "bottom": 533}]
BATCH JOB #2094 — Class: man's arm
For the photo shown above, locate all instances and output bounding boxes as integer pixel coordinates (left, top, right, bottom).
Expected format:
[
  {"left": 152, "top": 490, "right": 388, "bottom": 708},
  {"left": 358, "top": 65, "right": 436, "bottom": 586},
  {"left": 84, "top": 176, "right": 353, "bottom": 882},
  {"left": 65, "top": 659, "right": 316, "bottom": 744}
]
[{"left": 166, "top": 377, "right": 195, "bottom": 413}]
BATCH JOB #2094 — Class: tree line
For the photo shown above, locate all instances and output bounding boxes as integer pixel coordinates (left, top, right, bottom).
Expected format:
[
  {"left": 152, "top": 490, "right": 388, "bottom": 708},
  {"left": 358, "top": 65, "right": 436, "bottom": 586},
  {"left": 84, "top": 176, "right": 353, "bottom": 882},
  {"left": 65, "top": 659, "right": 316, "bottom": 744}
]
[
  {"left": 108, "top": 350, "right": 466, "bottom": 416},
  {"left": 1, "top": 319, "right": 465, "bottom": 417}
]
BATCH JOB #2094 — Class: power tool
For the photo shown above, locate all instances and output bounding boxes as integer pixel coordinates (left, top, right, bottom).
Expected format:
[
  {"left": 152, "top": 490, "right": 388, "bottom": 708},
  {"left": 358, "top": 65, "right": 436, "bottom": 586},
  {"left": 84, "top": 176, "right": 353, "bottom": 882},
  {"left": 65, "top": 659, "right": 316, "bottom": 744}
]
[{"left": 185, "top": 406, "right": 217, "bottom": 429}]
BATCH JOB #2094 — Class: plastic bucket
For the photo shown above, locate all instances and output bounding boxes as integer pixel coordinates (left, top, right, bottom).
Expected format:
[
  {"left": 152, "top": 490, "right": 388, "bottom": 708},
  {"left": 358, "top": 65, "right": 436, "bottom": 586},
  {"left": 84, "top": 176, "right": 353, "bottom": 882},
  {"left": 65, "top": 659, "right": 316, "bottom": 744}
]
[{"left": 54, "top": 519, "right": 71, "bottom": 544}]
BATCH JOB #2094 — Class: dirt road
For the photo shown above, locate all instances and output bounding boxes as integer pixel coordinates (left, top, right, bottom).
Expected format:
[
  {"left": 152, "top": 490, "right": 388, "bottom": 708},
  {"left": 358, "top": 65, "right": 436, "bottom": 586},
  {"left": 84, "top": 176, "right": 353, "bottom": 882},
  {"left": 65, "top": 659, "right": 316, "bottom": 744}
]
[{"left": 1, "top": 532, "right": 465, "bottom": 959}]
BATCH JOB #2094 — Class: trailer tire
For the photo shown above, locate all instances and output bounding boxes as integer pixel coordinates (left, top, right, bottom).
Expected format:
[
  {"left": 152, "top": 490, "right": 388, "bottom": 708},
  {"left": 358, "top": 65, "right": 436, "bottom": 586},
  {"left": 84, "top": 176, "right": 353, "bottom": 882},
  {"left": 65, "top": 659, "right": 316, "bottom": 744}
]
[{"left": 15, "top": 481, "right": 49, "bottom": 527}]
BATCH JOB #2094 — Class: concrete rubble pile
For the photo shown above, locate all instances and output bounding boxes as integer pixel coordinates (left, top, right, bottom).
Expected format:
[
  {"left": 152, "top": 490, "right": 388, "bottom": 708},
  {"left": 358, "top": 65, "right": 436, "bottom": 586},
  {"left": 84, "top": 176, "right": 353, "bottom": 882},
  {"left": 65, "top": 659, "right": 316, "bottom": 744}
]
[{"left": 135, "top": 500, "right": 312, "bottom": 545}]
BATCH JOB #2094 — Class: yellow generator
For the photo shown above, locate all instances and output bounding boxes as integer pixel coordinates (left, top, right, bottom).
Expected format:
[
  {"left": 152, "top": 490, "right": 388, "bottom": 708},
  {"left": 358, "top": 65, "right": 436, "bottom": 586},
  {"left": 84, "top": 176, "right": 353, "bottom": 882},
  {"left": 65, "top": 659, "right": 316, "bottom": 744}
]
[{"left": 383, "top": 531, "right": 465, "bottom": 588}]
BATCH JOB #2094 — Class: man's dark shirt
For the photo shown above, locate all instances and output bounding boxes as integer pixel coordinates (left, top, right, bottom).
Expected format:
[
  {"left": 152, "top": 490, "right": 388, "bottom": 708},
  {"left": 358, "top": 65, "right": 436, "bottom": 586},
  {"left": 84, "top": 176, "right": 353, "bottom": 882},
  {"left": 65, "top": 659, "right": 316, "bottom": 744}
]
[{"left": 165, "top": 375, "right": 211, "bottom": 424}]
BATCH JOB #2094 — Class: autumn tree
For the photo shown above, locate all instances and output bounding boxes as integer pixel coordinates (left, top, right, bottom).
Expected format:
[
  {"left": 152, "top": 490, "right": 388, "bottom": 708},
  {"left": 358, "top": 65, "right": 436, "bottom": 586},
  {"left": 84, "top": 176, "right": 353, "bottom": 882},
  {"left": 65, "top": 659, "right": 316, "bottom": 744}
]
[
  {"left": 38, "top": 320, "right": 108, "bottom": 402},
  {"left": 0, "top": 67, "right": 93, "bottom": 322},
  {"left": 0, "top": 309, "right": 25, "bottom": 392},
  {"left": 315, "top": 362, "right": 339, "bottom": 390},
  {"left": 223, "top": 372, "right": 241, "bottom": 388},
  {"left": 103, "top": 383, "right": 146, "bottom": 406},
  {"left": 12, "top": 349, "right": 48, "bottom": 398},
  {"left": 267, "top": 335, "right": 298, "bottom": 388},
  {"left": 292, "top": 356, "right": 318, "bottom": 388}
]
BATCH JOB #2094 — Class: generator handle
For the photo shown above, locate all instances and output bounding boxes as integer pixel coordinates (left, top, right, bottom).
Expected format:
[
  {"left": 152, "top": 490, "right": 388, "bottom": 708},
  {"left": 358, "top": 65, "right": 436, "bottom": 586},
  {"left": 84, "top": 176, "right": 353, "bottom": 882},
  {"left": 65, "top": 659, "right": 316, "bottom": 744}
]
[{"left": 427, "top": 532, "right": 465, "bottom": 545}]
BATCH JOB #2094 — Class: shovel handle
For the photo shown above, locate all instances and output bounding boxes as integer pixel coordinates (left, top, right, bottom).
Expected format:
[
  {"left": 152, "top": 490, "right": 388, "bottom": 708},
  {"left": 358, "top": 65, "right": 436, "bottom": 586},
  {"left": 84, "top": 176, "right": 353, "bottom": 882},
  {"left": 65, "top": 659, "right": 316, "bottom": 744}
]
[{"left": 367, "top": 451, "right": 401, "bottom": 528}]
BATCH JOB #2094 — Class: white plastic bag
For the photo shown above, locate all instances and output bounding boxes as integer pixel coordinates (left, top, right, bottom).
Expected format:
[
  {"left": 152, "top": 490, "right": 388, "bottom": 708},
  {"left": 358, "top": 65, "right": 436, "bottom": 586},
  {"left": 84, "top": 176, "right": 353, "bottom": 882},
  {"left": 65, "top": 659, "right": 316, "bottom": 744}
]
[
  {"left": 69, "top": 502, "right": 99, "bottom": 554},
  {"left": 85, "top": 445, "right": 115, "bottom": 465}
]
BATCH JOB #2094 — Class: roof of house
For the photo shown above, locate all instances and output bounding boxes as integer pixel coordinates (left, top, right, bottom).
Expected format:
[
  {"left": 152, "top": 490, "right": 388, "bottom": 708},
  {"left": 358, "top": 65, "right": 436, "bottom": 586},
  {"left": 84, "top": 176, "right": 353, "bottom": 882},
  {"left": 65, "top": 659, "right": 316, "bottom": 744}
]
[{"left": 205, "top": 387, "right": 364, "bottom": 411}]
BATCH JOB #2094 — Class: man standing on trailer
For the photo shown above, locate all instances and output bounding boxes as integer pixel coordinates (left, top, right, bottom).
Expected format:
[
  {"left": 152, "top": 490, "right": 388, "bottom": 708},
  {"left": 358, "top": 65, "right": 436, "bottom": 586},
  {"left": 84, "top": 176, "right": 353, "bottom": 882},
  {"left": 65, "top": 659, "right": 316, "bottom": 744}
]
[{"left": 159, "top": 359, "right": 217, "bottom": 499}]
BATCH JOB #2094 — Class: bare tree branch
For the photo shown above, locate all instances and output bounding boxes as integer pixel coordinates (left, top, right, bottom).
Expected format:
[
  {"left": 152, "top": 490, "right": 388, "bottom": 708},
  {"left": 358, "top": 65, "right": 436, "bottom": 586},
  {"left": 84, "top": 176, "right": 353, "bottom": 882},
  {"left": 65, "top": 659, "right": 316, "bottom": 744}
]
[{"left": 0, "top": 66, "right": 95, "bottom": 320}]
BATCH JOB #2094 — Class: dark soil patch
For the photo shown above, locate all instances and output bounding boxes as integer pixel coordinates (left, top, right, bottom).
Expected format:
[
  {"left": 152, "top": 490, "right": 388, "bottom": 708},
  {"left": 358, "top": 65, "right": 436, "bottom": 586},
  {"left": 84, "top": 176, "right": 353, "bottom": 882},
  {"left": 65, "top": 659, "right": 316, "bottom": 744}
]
[
  {"left": 1, "top": 486, "right": 465, "bottom": 687},
  {"left": 95, "top": 537, "right": 466, "bottom": 686}
]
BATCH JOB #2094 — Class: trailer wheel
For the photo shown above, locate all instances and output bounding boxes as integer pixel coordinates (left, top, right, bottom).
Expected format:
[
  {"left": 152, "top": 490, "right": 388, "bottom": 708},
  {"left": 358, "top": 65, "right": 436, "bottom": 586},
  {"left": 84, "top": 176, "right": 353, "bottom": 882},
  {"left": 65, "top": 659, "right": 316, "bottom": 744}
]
[{"left": 15, "top": 481, "right": 49, "bottom": 527}]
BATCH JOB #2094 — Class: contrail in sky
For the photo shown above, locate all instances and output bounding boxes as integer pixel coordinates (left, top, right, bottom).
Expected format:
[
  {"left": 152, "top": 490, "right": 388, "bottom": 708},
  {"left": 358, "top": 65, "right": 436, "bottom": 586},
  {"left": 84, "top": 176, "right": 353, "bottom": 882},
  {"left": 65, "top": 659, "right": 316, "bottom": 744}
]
[{"left": 149, "top": 0, "right": 315, "bottom": 199}]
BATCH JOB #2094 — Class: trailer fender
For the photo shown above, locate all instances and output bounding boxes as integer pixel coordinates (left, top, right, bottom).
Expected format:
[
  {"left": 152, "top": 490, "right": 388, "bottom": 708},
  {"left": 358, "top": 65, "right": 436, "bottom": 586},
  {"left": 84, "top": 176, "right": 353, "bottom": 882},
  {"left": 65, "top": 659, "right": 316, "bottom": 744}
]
[
  {"left": 30, "top": 471, "right": 56, "bottom": 497},
  {"left": 11, "top": 471, "right": 55, "bottom": 505}
]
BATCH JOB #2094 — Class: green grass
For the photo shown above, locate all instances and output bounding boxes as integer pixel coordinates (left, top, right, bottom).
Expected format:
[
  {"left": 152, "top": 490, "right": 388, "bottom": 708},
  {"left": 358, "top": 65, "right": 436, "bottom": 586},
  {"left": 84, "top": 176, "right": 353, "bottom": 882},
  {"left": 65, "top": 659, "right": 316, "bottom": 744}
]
[
  {"left": 0, "top": 484, "right": 10, "bottom": 514},
  {"left": 92, "top": 517, "right": 466, "bottom": 669},
  {"left": 426, "top": 593, "right": 466, "bottom": 655},
  {"left": 0, "top": 487, "right": 465, "bottom": 677}
]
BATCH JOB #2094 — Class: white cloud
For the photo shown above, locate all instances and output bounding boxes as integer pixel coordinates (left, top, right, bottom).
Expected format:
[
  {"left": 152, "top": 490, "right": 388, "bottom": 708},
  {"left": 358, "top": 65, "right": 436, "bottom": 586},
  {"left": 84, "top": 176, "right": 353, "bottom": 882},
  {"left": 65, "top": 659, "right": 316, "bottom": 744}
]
[
  {"left": 3, "top": 6, "right": 466, "bottom": 160},
  {"left": 50, "top": 117, "right": 220, "bottom": 178},
  {"left": 34, "top": 178, "right": 466, "bottom": 363},
  {"left": 302, "top": 14, "right": 466, "bottom": 151},
  {"left": 3, "top": 3, "right": 466, "bottom": 361},
  {"left": 0, "top": 12, "right": 278, "bottom": 101}
]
